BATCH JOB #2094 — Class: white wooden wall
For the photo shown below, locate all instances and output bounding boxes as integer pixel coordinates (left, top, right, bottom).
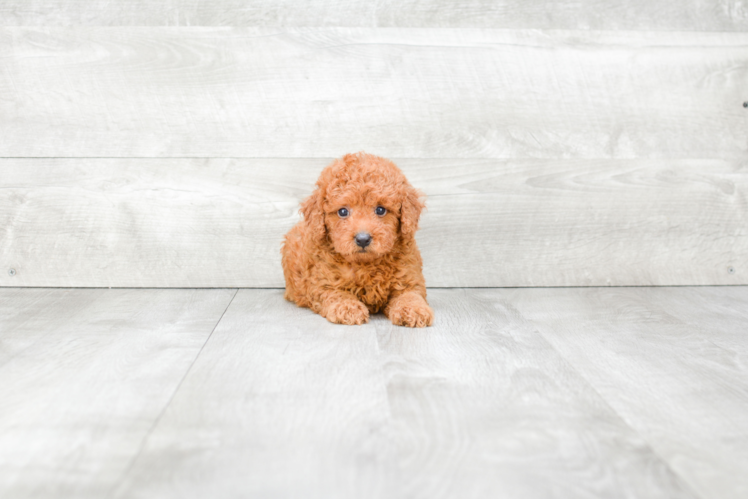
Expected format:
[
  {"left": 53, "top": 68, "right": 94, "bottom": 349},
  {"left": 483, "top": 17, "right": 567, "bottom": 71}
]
[{"left": 1, "top": 2, "right": 746, "bottom": 287}]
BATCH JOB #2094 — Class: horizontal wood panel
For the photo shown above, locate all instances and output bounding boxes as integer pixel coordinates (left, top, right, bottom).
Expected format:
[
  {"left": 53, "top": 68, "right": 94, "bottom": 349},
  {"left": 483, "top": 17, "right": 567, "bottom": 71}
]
[
  {"left": 1, "top": 0, "right": 747, "bottom": 31},
  {"left": 1, "top": 158, "right": 745, "bottom": 287},
  {"left": 1, "top": 28, "right": 746, "bottom": 158}
]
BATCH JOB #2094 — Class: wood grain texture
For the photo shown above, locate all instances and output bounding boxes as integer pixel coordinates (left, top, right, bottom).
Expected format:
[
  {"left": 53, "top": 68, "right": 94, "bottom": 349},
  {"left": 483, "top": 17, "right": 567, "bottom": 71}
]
[
  {"left": 2, "top": 287, "right": 746, "bottom": 496},
  {"left": 1, "top": 158, "right": 745, "bottom": 288},
  {"left": 0, "top": 288, "right": 235, "bottom": 497},
  {"left": 115, "top": 289, "right": 397, "bottom": 497},
  {"left": 508, "top": 286, "right": 748, "bottom": 497},
  {"left": 635, "top": 286, "right": 748, "bottom": 355},
  {"left": 1, "top": 0, "right": 747, "bottom": 31},
  {"left": 1, "top": 28, "right": 746, "bottom": 158},
  {"left": 116, "top": 288, "right": 694, "bottom": 497},
  {"left": 372, "top": 288, "right": 693, "bottom": 497},
  {"left": 0, "top": 288, "right": 80, "bottom": 367}
]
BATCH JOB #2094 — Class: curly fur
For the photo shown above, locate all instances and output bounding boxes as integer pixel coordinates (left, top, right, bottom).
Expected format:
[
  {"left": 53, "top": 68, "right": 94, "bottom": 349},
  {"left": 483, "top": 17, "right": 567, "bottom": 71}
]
[{"left": 281, "top": 152, "right": 434, "bottom": 327}]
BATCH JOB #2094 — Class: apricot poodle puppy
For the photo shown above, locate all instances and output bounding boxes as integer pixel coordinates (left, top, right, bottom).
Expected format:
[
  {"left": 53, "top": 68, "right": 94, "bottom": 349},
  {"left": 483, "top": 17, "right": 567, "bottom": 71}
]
[{"left": 282, "top": 152, "right": 433, "bottom": 327}]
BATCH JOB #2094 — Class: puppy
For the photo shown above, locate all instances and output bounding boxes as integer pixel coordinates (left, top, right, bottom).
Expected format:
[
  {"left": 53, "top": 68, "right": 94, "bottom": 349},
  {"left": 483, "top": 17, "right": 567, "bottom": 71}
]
[{"left": 282, "top": 152, "right": 433, "bottom": 327}]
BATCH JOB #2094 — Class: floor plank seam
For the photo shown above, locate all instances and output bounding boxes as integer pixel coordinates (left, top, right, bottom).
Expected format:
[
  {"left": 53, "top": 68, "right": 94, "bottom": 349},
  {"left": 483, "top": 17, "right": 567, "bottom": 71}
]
[
  {"left": 542, "top": 341, "right": 703, "bottom": 497},
  {"left": 502, "top": 298, "right": 703, "bottom": 497},
  {"left": 107, "top": 288, "right": 239, "bottom": 496},
  {"left": 0, "top": 289, "right": 71, "bottom": 370},
  {"left": 640, "top": 302, "right": 748, "bottom": 358}
]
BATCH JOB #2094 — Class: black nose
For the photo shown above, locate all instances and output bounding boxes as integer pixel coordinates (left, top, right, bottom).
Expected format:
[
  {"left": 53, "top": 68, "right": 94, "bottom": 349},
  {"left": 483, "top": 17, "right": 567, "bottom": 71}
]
[{"left": 355, "top": 232, "right": 372, "bottom": 248}]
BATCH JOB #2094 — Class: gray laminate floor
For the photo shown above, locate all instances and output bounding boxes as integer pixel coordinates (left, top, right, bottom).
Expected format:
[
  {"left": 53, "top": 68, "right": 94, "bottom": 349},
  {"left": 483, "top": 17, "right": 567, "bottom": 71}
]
[{"left": 1, "top": 287, "right": 746, "bottom": 498}]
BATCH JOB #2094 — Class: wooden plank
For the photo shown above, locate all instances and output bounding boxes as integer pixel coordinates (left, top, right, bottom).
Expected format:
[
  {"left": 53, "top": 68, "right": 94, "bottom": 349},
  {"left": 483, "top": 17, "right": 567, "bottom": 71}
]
[
  {"left": 508, "top": 286, "right": 748, "bottom": 497},
  {"left": 0, "top": 288, "right": 236, "bottom": 497},
  {"left": 0, "top": 288, "right": 68, "bottom": 366},
  {"left": 637, "top": 286, "right": 748, "bottom": 343},
  {"left": 417, "top": 158, "right": 748, "bottom": 287},
  {"left": 630, "top": 287, "right": 748, "bottom": 371},
  {"left": 1, "top": 0, "right": 747, "bottom": 31},
  {"left": 0, "top": 158, "right": 306, "bottom": 288},
  {"left": 1, "top": 158, "right": 745, "bottom": 288},
  {"left": 1, "top": 28, "right": 746, "bottom": 158},
  {"left": 115, "top": 289, "right": 398, "bottom": 497},
  {"left": 117, "top": 288, "right": 694, "bottom": 497},
  {"left": 374, "top": 289, "right": 695, "bottom": 496}
]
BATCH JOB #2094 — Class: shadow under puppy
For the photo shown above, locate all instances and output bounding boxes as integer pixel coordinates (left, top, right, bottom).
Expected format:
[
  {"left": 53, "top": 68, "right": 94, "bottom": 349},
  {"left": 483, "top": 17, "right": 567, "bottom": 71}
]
[{"left": 282, "top": 152, "right": 433, "bottom": 327}]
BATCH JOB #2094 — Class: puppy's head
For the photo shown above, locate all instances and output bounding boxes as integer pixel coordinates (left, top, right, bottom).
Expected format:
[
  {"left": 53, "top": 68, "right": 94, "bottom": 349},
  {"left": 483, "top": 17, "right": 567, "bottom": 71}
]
[{"left": 300, "top": 152, "right": 424, "bottom": 263}]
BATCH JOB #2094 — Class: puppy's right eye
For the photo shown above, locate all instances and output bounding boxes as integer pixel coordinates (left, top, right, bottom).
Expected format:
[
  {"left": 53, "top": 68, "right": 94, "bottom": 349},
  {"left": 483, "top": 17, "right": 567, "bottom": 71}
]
[{"left": 337, "top": 208, "right": 349, "bottom": 218}]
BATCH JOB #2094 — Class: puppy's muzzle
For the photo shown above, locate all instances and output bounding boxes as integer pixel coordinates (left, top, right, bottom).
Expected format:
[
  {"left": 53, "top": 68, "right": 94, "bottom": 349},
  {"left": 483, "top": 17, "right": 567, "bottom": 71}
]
[{"left": 355, "top": 232, "right": 372, "bottom": 249}]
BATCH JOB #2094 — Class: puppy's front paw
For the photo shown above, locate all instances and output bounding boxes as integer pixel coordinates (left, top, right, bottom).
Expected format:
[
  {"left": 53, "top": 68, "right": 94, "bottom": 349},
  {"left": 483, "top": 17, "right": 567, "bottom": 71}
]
[
  {"left": 326, "top": 299, "right": 370, "bottom": 325},
  {"left": 387, "top": 294, "right": 434, "bottom": 328}
]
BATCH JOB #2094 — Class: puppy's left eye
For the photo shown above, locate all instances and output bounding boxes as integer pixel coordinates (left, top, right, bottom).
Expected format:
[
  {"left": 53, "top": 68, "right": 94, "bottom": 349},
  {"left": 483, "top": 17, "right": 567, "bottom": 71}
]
[{"left": 375, "top": 206, "right": 387, "bottom": 216}]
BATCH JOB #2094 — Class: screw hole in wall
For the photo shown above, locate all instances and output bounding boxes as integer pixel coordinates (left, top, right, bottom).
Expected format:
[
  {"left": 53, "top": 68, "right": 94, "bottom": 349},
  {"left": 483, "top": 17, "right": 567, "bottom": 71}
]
[
  {"left": 8, "top": 268, "right": 16, "bottom": 277},
  {"left": 728, "top": 266, "right": 736, "bottom": 274}
]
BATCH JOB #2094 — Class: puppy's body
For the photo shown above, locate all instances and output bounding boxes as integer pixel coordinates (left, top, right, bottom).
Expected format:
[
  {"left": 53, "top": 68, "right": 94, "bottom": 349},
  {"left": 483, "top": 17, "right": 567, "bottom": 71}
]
[{"left": 282, "top": 152, "right": 433, "bottom": 327}]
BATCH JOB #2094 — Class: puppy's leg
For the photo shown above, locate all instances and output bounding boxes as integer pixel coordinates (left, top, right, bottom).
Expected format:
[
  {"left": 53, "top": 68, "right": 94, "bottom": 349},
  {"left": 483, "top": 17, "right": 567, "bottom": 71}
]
[
  {"left": 314, "top": 290, "right": 370, "bottom": 325},
  {"left": 385, "top": 291, "right": 434, "bottom": 328}
]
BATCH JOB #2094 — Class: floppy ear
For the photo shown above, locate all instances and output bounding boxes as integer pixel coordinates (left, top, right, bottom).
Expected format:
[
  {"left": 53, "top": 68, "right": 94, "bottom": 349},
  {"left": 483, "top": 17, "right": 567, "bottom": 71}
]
[
  {"left": 400, "top": 185, "right": 425, "bottom": 239},
  {"left": 300, "top": 187, "right": 326, "bottom": 243}
]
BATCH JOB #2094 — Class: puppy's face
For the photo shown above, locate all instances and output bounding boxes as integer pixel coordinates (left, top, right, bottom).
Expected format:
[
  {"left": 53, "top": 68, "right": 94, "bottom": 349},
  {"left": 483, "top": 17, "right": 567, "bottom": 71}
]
[
  {"left": 301, "top": 153, "right": 424, "bottom": 263},
  {"left": 323, "top": 186, "right": 401, "bottom": 263}
]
